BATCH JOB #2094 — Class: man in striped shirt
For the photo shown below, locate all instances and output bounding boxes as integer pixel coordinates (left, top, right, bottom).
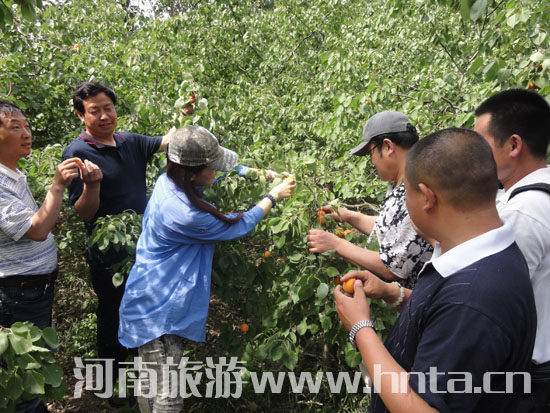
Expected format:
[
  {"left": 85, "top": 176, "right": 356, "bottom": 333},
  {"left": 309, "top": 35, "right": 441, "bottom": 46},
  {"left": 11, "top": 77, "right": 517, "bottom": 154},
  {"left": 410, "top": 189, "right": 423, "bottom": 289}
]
[{"left": 0, "top": 100, "right": 94, "bottom": 413}]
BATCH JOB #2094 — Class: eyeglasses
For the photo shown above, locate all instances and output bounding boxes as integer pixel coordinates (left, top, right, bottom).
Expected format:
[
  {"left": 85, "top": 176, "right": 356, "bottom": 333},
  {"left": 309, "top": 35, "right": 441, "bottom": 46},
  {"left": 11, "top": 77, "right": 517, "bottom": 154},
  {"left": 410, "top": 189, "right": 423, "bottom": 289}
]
[{"left": 366, "top": 142, "right": 381, "bottom": 157}]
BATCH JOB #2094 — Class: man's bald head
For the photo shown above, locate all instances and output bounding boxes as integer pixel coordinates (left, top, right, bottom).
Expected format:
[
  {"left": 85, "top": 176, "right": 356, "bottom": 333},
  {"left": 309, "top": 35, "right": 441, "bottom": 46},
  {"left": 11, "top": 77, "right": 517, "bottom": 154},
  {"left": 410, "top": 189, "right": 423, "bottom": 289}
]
[{"left": 405, "top": 128, "right": 499, "bottom": 211}]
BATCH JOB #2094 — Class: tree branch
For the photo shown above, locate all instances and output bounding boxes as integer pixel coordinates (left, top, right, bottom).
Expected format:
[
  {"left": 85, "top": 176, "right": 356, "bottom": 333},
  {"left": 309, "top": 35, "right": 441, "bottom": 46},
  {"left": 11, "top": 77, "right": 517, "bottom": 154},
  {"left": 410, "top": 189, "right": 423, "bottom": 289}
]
[{"left": 275, "top": 30, "right": 319, "bottom": 78}]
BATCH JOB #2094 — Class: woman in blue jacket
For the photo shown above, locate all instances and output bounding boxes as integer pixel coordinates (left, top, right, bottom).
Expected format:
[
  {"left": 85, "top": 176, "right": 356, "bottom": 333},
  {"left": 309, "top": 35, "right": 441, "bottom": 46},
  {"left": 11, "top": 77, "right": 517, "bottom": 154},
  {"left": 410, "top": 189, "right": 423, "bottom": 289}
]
[{"left": 118, "top": 125, "right": 295, "bottom": 412}]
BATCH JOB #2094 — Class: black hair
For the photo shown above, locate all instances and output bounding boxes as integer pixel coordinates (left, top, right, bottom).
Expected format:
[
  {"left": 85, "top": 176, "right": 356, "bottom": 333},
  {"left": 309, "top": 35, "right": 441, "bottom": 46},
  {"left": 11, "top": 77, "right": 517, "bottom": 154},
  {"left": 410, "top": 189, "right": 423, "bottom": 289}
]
[
  {"left": 73, "top": 82, "right": 117, "bottom": 114},
  {"left": 475, "top": 89, "right": 550, "bottom": 158},
  {"left": 0, "top": 100, "right": 24, "bottom": 126},
  {"left": 166, "top": 160, "right": 243, "bottom": 225},
  {"left": 405, "top": 128, "right": 499, "bottom": 211},
  {"left": 370, "top": 124, "right": 419, "bottom": 153}
]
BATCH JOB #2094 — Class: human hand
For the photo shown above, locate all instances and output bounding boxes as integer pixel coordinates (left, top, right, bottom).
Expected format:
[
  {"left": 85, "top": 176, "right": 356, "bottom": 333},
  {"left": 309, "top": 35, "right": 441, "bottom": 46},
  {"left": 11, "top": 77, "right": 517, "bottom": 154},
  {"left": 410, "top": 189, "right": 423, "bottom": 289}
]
[
  {"left": 318, "top": 205, "right": 350, "bottom": 223},
  {"left": 51, "top": 158, "right": 82, "bottom": 190},
  {"left": 340, "top": 270, "right": 387, "bottom": 300},
  {"left": 180, "top": 92, "right": 196, "bottom": 118},
  {"left": 79, "top": 159, "right": 103, "bottom": 186},
  {"left": 268, "top": 176, "right": 296, "bottom": 201},
  {"left": 306, "top": 229, "right": 339, "bottom": 253},
  {"left": 334, "top": 279, "right": 371, "bottom": 331},
  {"left": 265, "top": 169, "right": 277, "bottom": 181}
]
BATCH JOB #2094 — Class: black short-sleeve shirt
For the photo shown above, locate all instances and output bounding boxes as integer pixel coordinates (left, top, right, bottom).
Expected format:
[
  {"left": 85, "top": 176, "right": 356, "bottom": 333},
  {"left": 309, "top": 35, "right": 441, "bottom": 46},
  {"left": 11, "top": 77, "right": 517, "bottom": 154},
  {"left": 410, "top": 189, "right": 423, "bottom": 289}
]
[{"left": 62, "top": 130, "right": 162, "bottom": 235}]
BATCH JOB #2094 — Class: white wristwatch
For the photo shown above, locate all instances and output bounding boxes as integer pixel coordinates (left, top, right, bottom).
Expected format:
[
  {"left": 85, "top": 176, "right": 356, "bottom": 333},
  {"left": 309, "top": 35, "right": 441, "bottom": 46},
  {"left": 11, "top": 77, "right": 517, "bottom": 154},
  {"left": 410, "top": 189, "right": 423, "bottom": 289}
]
[{"left": 349, "top": 319, "right": 375, "bottom": 350}]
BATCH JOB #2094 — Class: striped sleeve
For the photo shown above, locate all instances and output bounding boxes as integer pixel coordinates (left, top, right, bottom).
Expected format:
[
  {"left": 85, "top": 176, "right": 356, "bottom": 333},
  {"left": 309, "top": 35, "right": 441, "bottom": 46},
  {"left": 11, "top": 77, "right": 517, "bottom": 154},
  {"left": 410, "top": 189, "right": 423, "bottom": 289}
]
[{"left": 0, "top": 187, "right": 34, "bottom": 241}]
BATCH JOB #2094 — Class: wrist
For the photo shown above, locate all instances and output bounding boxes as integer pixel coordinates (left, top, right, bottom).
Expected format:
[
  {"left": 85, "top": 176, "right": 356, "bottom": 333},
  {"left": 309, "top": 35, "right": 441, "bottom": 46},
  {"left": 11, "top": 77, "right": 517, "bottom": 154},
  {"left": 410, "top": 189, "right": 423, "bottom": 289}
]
[
  {"left": 49, "top": 182, "right": 65, "bottom": 196},
  {"left": 262, "top": 193, "right": 276, "bottom": 208},
  {"left": 349, "top": 319, "right": 375, "bottom": 350},
  {"left": 84, "top": 181, "right": 100, "bottom": 190},
  {"left": 385, "top": 282, "right": 405, "bottom": 308}
]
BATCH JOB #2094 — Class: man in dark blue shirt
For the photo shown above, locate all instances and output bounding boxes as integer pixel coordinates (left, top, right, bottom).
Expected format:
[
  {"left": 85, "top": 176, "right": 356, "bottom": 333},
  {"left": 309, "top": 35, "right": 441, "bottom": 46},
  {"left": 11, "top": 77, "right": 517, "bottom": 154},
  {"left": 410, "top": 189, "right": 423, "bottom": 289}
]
[
  {"left": 62, "top": 82, "right": 170, "bottom": 404},
  {"left": 334, "top": 128, "right": 536, "bottom": 412}
]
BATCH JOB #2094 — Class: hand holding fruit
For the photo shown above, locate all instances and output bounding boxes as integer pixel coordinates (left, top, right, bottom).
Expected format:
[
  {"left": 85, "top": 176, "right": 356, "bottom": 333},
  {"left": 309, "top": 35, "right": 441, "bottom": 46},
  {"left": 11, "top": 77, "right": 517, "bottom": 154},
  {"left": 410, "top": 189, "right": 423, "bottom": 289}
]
[
  {"left": 269, "top": 176, "right": 296, "bottom": 201},
  {"left": 334, "top": 278, "right": 371, "bottom": 331},
  {"left": 78, "top": 159, "right": 103, "bottom": 185},
  {"left": 318, "top": 205, "right": 351, "bottom": 223},
  {"left": 52, "top": 157, "right": 82, "bottom": 189},
  {"left": 340, "top": 270, "right": 387, "bottom": 300}
]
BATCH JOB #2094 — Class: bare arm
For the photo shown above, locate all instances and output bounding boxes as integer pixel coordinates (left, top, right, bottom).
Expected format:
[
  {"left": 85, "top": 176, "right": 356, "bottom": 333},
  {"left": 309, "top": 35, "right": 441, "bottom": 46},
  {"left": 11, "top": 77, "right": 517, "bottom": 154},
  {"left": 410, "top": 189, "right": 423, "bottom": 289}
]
[
  {"left": 334, "top": 282, "right": 437, "bottom": 412},
  {"left": 321, "top": 205, "right": 377, "bottom": 235},
  {"left": 307, "top": 230, "right": 400, "bottom": 281},
  {"left": 25, "top": 158, "right": 80, "bottom": 241},
  {"left": 73, "top": 160, "right": 103, "bottom": 222},
  {"left": 257, "top": 177, "right": 296, "bottom": 215},
  {"left": 340, "top": 270, "right": 412, "bottom": 311},
  {"left": 157, "top": 126, "right": 177, "bottom": 153}
]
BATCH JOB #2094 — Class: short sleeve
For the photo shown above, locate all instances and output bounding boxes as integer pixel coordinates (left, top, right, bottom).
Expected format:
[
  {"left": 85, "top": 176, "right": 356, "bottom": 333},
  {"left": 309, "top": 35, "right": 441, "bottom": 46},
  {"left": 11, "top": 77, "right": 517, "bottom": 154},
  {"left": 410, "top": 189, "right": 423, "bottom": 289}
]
[
  {"left": 375, "top": 184, "right": 431, "bottom": 280},
  {"left": 499, "top": 206, "right": 550, "bottom": 278},
  {"left": 0, "top": 189, "right": 34, "bottom": 241},
  {"left": 130, "top": 133, "right": 162, "bottom": 163}
]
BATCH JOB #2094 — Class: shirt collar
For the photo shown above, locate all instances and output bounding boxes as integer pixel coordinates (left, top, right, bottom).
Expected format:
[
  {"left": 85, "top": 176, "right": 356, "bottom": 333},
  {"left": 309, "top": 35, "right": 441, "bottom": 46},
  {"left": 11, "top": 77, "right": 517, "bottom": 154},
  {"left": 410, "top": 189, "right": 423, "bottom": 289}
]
[
  {"left": 0, "top": 162, "right": 25, "bottom": 181},
  {"left": 79, "top": 130, "right": 126, "bottom": 148},
  {"left": 497, "top": 166, "right": 550, "bottom": 205},
  {"left": 423, "top": 222, "right": 515, "bottom": 278}
]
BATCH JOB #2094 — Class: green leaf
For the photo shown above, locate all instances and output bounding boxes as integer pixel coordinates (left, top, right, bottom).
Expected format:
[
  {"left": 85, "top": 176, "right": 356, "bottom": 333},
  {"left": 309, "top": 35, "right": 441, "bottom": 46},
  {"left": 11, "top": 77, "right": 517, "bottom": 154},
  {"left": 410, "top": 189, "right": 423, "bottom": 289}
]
[
  {"left": 0, "top": 332, "right": 8, "bottom": 355},
  {"left": 325, "top": 266, "right": 340, "bottom": 278},
  {"left": 320, "top": 315, "right": 332, "bottom": 331},
  {"left": 467, "top": 55, "right": 484, "bottom": 74},
  {"left": 297, "top": 319, "right": 308, "bottom": 336},
  {"left": 41, "top": 327, "right": 59, "bottom": 349},
  {"left": 20, "top": 2, "right": 37, "bottom": 21},
  {"left": 256, "top": 343, "right": 269, "bottom": 360},
  {"left": 344, "top": 344, "right": 363, "bottom": 368},
  {"left": 112, "top": 272, "right": 124, "bottom": 288},
  {"left": 6, "top": 375, "right": 24, "bottom": 400},
  {"left": 10, "top": 322, "right": 31, "bottom": 335},
  {"left": 316, "top": 283, "right": 329, "bottom": 300},
  {"left": 470, "top": 0, "right": 488, "bottom": 21},
  {"left": 308, "top": 323, "right": 320, "bottom": 335},
  {"left": 23, "top": 370, "right": 45, "bottom": 395},
  {"left": 42, "top": 364, "right": 63, "bottom": 387},
  {"left": 29, "top": 326, "right": 42, "bottom": 342},
  {"left": 16, "top": 353, "right": 41, "bottom": 370},
  {"left": 46, "top": 377, "right": 67, "bottom": 400},
  {"left": 283, "top": 350, "right": 298, "bottom": 371},
  {"left": 8, "top": 333, "right": 33, "bottom": 355},
  {"left": 460, "top": 0, "right": 471, "bottom": 21},
  {"left": 530, "top": 52, "right": 544, "bottom": 63},
  {"left": 271, "top": 346, "right": 283, "bottom": 361}
]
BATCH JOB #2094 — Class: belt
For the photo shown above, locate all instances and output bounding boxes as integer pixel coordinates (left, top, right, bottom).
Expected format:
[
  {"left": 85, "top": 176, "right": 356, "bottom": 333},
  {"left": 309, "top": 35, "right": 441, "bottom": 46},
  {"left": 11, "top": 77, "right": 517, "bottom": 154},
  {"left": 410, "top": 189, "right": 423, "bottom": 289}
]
[{"left": 0, "top": 268, "right": 58, "bottom": 289}]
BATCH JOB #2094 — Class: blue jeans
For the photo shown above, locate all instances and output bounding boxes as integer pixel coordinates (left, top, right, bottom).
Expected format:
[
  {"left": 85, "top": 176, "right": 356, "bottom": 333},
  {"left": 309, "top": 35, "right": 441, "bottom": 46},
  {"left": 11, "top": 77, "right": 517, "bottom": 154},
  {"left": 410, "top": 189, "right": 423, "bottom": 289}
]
[{"left": 0, "top": 280, "right": 54, "bottom": 413}]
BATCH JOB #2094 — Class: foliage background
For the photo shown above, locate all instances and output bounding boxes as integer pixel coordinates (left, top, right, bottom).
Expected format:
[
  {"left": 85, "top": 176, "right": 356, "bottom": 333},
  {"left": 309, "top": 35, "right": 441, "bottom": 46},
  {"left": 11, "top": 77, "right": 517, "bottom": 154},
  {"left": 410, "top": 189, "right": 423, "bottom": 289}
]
[{"left": 1, "top": 0, "right": 549, "bottom": 411}]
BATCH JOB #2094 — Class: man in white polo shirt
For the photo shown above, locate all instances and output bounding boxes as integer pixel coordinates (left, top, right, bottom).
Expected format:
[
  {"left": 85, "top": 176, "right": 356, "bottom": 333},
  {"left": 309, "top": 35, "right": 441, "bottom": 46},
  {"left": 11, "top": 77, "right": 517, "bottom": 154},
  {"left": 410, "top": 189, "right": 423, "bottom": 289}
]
[
  {"left": 0, "top": 100, "right": 98, "bottom": 412},
  {"left": 474, "top": 89, "right": 550, "bottom": 412}
]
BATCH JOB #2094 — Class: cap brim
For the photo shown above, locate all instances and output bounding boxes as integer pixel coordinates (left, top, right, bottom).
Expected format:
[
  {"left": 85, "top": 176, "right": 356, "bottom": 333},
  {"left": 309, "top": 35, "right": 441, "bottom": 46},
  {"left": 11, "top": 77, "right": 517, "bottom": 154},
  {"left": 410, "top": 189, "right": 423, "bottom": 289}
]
[
  {"left": 207, "top": 146, "right": 238, "bottom": 172},
  {"left": 350, "top": 140, "right": 370, "bottom": 156}
]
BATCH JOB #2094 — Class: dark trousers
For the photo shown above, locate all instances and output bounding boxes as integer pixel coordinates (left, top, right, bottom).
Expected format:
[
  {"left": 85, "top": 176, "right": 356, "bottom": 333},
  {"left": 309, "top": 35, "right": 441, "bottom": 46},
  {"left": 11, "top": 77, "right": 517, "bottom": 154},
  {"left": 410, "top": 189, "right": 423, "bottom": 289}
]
[
  {"left": 519, "top": 361, "right": 550, "bottom": 413},
  {"left": 0, "top": 277, "right": 55, "bottom": 413},
  {"left": 87, "top": 252, "right": 136, "bottom": 392}
]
